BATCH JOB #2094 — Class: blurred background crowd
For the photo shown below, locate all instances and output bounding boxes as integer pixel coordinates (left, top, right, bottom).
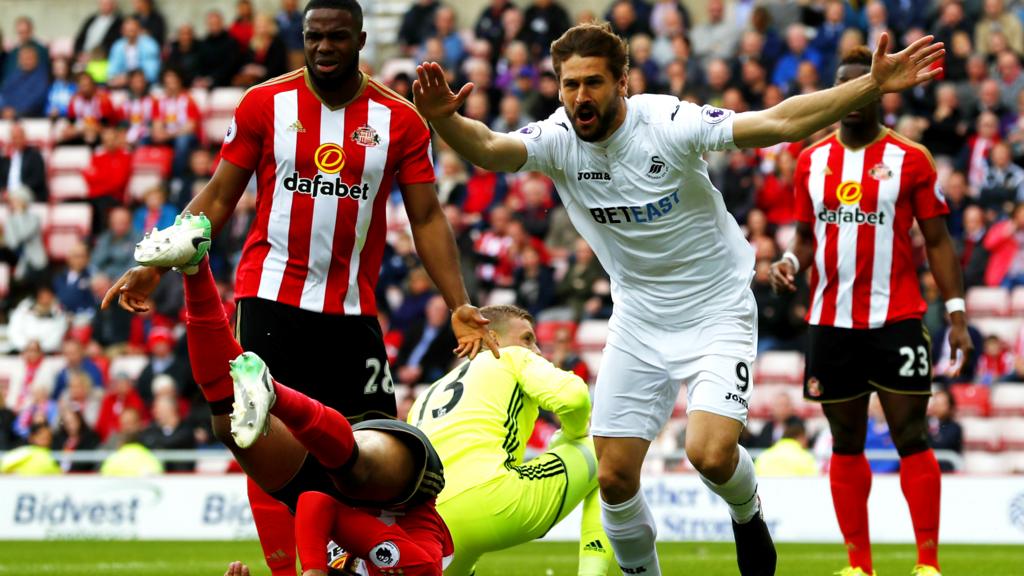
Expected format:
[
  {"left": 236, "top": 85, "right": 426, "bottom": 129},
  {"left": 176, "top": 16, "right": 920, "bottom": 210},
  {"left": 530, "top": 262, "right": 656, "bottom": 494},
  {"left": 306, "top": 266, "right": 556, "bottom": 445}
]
[{"left": 1, "top": 0, "right": 1023, "bottom": 477}]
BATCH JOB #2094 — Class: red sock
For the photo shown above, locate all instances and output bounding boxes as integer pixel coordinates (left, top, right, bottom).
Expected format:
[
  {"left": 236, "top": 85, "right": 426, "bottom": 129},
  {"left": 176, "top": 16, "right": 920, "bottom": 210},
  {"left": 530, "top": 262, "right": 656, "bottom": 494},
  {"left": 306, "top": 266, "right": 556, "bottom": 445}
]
[
  {"left": 183, "top": 258, "right": 240, "bottom": 404},
  {"left": 247, "top": 476, "right": 297, "bottom": 576},
  {"left": 830, "top": 453, "right": 873, "bottom": 572},
  {"left": 271, "top": 382, "right": 355, "bottom": 470},
  {"left": 295, "top": 491, "right": 337, "bottom": 573},
  {"left": 900, "top": 450, "right": 941, "bottom": 569}
]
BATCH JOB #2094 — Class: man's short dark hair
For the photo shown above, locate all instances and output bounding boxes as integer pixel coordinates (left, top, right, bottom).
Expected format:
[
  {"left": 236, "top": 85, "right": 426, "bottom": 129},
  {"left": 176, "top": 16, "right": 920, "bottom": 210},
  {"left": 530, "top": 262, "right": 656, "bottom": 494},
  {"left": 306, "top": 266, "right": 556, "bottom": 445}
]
[
  {"left": 839, "top": 46, "right": 873, "bottom": 69},
  {"left": 304, "top": 0, "right": 364, "bottom": 30},
  {"left": 781, "top": 416, "right": 806, "bottom": 440}
]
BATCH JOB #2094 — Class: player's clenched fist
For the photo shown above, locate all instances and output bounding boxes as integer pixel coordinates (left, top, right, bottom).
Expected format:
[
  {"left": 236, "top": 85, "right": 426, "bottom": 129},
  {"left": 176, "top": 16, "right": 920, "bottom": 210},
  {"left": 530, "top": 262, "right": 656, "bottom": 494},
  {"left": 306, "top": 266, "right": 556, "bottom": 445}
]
[
  {"left": 769, "top": 260, "right": 797, "bottom": 294},
  {"left": 223, "top": 561, "right": 249, "bottom": 576}
]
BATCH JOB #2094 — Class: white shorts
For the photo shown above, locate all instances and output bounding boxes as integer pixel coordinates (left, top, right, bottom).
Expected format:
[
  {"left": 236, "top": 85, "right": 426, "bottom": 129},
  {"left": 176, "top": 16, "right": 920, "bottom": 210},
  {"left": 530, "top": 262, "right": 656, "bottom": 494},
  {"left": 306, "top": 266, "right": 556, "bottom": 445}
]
[{"left": 590, "top": 294, "right": 757, "bottom": 441}]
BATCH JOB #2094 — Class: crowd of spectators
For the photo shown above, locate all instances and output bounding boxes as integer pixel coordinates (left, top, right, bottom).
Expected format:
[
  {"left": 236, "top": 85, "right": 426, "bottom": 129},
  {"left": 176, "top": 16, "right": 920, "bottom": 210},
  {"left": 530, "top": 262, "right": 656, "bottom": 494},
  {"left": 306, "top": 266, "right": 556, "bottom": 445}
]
[{"left": 1, "top": 0, "right": 1023, "bottom": 474}]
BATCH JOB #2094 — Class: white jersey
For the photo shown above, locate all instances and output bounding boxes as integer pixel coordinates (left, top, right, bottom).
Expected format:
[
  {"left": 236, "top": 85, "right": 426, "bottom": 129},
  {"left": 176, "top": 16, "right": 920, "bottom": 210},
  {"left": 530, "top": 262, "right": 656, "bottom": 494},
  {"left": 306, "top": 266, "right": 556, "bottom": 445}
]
[{"left": 512, "top": 94, "right": 755, "bottom": 326}]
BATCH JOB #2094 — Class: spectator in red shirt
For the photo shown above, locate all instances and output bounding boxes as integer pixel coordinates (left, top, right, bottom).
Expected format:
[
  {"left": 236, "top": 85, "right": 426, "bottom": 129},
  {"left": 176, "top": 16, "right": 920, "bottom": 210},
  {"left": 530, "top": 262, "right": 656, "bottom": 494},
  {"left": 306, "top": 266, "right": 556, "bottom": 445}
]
[
  {"left": 976, "top": 335, "right": 1014, "bottom": 385},
  {"left": 59, "top": 72, "right": 119, "bottom": 146},
  {"left": 152, "top": 68, "right": 201, "bottom": 179},
  {"left": 756, "top": 150, "right": 797, "bottom": 227},
  {"left": 83, "top": 126, "right": 132, "bottom": 231},
  {"left": 229, "top": 0, "right": 255, "bottom": 48},
  {"left": 95, "top": 370, "right": 148, "bottom": 443}
]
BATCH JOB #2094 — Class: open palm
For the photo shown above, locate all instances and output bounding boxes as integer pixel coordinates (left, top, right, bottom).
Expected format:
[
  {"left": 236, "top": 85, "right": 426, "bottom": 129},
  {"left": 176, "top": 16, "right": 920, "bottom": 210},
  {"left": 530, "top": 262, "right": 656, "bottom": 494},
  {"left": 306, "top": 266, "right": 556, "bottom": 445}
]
[
  {"left": 871, "top": 32, "right": 945, "bottom": 93},
  {"left": 413, "top": 61, "right": 474, "bottom": 122}
]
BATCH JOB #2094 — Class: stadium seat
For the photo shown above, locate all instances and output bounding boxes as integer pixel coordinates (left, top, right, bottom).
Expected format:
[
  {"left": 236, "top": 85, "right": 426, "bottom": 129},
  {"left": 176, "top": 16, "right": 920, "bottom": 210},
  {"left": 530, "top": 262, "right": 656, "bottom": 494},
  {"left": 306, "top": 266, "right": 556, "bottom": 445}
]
[
  {"left": 966, "top": 286, "right": 1011, "bottom": 317},
  {"left": 20, "top": 118, "right": 54, "bottom": 146},
  {"left": 972, "top": 317, "right": 1024, "bottom": 346},
  {"left": 1012, "top": 287, "right": 1024, "bottom": 316},
  {"left": 534, "top": 320, "right": 577, "bottom": 346},
  {"left": 774, "top": 224, "right": 796, "bottom": 252},
  {"left": 209, "top": 87, "right": 245, "bottom": 114},
  {"left": 133, "top": 146, "right": 174, "bottom": 177},
  {"left": 0, "top": 119, "right": 11, "bottom": 144},
  {"left": 963, "top": 451, "right": 1013, "bottom": 474},
  {"left": 49, "top": 174, "right": 89, "bottom": 201},
  {"left": 46, "top": 228, "right": 85, "bottom": 261},
  {"left": 949, "top": 383, "right": 991, "bottom": 417},
  {"left": 49, "top": 203, "right": 92, "bottom": 238},
  {"left": 0, "top": 263, "right": 9, "bottom": 301},
  {"left": 190, "top": 87, "right": 210, "bottom": 115},
  {"left": 960, "top": 416, "right": 1003, "bottom": 451},
  {"left": 990, "top": 384, "right": 1024, "bottom": 416},
  {"left": 748, "top": 383, "right": 801, "bottom": 419},
  {"left": 999, "top": 417, "right": 1024, "bottom": 449},
  {"left": 109, "top": 89, "right": 129, "bottom": 110},
  {"left": 128, "top": 172, "right": 164, "bottom": 202},
  {"left": 49, "top": 146, "right": 92, "bottom": 174},
  {"left": 1006, "top": 451, "right": 1024, "bottom": 473},
  {"left": 581, "top": 350, "right": 604, "bottom": 377},
  {"left": 575, "top": 319, "right": 610, "bottom": 350},
  {"left": 203, "top": 115, "right": 233, "bottom": 145},
  {"left": 484, "top": 288, "right": 516, "bottom": 307},
  {"left": 108, "top": 355, "right": 149, "bottom": 381},
  {"left": 754, "top": 351, "right": 804, "bottom": 384}
]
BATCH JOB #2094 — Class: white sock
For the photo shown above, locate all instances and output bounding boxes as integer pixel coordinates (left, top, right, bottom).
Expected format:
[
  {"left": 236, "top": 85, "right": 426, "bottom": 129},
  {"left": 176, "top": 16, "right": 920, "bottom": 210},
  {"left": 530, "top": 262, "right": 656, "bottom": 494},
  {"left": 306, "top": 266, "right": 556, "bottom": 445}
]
[
  {"left": 600, "top": 490, "right": 661, "bottom": 576},
  {"left": 699, "top": 445, "right": 761, "bottom": 523}
]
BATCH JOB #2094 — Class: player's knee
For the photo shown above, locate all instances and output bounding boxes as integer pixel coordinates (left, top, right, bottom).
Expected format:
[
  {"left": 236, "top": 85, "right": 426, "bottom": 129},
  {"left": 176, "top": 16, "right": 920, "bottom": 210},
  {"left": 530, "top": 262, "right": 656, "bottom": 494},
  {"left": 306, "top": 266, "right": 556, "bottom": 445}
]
[
  {"left": 597, "top": 462, "right": 641, "bottom": 504},
  {"left": 212, "top": 418, "right": 240, "bottom": 449},
  {"left": 890, "top": 424, "right": 930, "bottom": 457},
  {"left": 686, "top": 443, "right": 735, "bottom": 482}
]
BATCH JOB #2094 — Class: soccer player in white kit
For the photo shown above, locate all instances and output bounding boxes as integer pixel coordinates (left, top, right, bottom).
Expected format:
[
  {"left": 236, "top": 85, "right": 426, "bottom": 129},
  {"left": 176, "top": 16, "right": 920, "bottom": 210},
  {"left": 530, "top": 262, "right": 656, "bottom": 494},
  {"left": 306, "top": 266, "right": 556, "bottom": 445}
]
[{"left": 413, "top": 23, "right": 944, "bottom": 576}]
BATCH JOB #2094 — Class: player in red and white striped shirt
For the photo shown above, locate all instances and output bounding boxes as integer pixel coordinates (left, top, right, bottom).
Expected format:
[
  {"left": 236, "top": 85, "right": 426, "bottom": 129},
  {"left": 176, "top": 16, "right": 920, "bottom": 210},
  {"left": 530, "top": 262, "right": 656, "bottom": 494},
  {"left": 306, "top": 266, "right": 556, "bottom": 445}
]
[
  {"left": 771, "top": 47, "right": 973, "bottom": 576},
  {"left": 103, "top": 1, "right": 496, "bottom": 574}
]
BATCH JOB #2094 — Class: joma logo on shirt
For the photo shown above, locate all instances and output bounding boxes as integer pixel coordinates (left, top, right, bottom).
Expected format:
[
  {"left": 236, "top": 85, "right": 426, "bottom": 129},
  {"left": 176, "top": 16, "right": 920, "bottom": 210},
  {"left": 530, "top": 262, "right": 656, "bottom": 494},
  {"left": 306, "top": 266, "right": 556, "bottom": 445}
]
[
  {"left": 589, "top": 190, "right": 680, "bottom": 225},
  {"left": 283, "top": 172, "right": 371, "bottom": 200},
  {"left": 578, "top": 171, "right": 611, "bottom": 181}
]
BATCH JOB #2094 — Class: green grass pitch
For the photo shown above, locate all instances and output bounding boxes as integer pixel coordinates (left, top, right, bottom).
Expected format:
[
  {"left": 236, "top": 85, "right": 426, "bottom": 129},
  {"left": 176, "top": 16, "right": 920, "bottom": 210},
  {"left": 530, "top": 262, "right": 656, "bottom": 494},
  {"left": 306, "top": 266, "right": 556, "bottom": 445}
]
[{"left": 0, "top": 540, "right": 1022, "bottom": 575}]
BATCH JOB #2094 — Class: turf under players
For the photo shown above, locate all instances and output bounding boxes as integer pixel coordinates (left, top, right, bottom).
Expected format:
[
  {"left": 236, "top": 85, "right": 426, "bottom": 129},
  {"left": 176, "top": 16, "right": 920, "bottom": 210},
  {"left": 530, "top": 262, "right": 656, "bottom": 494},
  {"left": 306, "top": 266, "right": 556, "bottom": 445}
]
[
  {"left": 770, "top": 47, "right": 973, "bottom": 576},
  {"left": 413, "top": 22, "right": 945, "bottom": 576},
  {"left": 102, "top": 1, "right": 496, "bottom": 573},
  {"left": 409, "top": 305, "right": 612, "bottom": 576},
  {"left": 137, "top": 226, "right": 452, "bottom": 576}
]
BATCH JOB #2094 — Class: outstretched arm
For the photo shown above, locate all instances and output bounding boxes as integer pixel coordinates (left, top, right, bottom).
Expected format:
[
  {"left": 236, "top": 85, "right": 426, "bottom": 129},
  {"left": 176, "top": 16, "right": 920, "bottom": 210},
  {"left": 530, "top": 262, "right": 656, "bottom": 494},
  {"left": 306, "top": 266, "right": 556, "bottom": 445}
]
[
  {"left": 413, "top": 62, "right": 528, "bottom": 173},
  {"left": 733, "top": 33, "right": 944, "bottom": 148}
]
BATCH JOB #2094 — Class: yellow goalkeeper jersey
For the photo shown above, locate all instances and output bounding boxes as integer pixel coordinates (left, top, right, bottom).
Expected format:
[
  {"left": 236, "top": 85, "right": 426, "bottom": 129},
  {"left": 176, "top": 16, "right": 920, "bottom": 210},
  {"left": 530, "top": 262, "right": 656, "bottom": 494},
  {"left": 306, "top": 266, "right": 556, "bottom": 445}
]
[{"left": 408, "top": 345, "right": 591, "bottom": 505}]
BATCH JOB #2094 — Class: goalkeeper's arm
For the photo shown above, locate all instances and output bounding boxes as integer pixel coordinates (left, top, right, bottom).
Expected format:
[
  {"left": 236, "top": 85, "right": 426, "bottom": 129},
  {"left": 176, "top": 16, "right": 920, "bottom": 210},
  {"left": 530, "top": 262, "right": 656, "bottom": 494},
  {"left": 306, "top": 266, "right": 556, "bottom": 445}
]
[{"left": 515, "top": 349, "right": 591, "bottom": 440}]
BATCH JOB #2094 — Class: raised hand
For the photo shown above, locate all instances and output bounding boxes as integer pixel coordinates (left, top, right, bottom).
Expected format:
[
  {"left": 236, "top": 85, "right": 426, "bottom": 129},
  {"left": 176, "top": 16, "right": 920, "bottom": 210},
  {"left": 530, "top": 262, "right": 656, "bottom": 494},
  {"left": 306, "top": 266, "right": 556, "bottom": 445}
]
[
  {"left": 871, "top": 33, "right": 945, "bottom": 94},
  {"left": 451, "top": 304, "right": 500, "bottom": 360},
  {"left": 100, "top": 265, "right": 164, "bottom": 313},
  {"left": 413, "top": 61, "right": 474, "bottom": 122}
]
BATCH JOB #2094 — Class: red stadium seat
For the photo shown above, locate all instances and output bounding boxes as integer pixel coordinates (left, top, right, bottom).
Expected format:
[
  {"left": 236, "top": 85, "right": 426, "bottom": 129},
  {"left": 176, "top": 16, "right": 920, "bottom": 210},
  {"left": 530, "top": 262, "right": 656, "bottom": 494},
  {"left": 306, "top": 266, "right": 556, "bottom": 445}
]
[
  {"left": 747, "top": 383, "right": 801, "bottom": 419},
  {"left": 966, "top": 286, "right": 1011, "bottom": 317},
  {"left": 580, "top": 350, "right": 604, "bottom": 378},
  {"left": 133, "top": 146, "right": 174, "bottom": 178},
  {"left": 484, "top": 288, "right": 516, "bottom": 307},
  {"left": 960, "top": 416, "right": 1003, "bottom": 451},
  {"left": 45, "top": 229, "right": 85, "bottom": 261},
  {"left": 203, "top": 115, "right": 233, "bottom": 145},
  {"left": 128, "top": 172, "right": 164, "bottom": 202},
  {"left": 48, "top": 174, "right": 89, "bottom": 201},
  {"left": 990, "top": 384, "right": 1024, "bottom": 416},
  {"left": 20, "top": 118, "right": 54, "bottom": 147},
  {"left": 754, "top": 351, "right": 804, "bottom": 384},
  {"left": 534, "top": 320, "right": 577, "bottom": 346},
  {"left": 49, "top": 146, "right": 92, "bottom": 174},
  {"left": 949, "top": 384, "right": 991, "bottom": 417},
  {"left": 0, "top": 119, "right": 11, "bottom": 144},
  {"left": 963, "top": 451, "right": 1013, "bottom": 474},
  {"left": 108, "top": 354, "right": 149, "bottom": 381},
  {"left": 190, "top": 87, "right": 211, "bottom": 116},
  {"left": 1006, "top": 451, "right": 1024, "bottom": 474}
]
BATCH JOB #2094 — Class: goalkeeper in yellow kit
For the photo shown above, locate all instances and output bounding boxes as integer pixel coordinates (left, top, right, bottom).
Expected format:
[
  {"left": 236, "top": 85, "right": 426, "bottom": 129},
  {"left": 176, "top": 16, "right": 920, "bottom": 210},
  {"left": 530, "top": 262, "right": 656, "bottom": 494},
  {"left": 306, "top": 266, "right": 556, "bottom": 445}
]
[{"left": 410, "top": 305, "right": 611, "bottom": 576}]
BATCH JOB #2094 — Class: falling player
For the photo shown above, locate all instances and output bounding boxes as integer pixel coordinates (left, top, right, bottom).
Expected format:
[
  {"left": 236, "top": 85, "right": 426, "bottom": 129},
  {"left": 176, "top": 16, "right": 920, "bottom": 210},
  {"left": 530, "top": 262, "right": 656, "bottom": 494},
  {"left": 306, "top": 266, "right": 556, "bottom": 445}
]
[
  {"left": 410, "top": 305, "right": 612, "bottom": 576},
  {"left": 770, "top": 47, "right": 973, "bottom": 576},
  {"left": 136, "top": 226, "right": 452, "bottom": 576},
  {"left": 413, "top": 22, "right": 945, "bottom": 576}
]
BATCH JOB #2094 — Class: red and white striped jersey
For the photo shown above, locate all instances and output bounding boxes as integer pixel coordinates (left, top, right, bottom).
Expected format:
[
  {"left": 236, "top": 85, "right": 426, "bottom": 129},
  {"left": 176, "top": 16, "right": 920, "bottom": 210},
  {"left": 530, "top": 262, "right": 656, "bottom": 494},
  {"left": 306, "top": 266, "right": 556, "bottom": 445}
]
[
  {"left": 794, "top": 129, "right": 949, "bottom": 329},
  {"left": 221, "top": 69, "right": 435, "bottom": 315}
]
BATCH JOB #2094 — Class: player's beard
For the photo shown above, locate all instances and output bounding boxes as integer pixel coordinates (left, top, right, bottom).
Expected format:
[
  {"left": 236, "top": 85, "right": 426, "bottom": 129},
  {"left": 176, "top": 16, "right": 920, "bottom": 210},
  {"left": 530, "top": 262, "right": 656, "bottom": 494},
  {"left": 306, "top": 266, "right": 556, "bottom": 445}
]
[
  {"left": 572, "top": 97, "right": 620, "bottom": 143},
  {"left": 307, "top": 55, "right": 360, "bottom": 93}
]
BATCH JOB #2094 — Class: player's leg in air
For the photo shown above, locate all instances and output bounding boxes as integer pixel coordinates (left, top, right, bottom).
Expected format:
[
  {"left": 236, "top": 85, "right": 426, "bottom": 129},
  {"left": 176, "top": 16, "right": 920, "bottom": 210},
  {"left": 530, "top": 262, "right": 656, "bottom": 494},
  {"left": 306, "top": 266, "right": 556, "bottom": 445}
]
[
  {"left": 592, "top": 312, "right": 775, "bottom": 576},
  {"left": 439, "top": 435, "right": 611, "bottom": 576}
]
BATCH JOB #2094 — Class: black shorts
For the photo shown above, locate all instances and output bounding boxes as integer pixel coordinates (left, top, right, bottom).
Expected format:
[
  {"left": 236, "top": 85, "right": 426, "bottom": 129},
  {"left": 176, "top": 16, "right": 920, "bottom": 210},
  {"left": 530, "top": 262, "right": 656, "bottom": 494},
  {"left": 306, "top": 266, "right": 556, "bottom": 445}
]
[
  {"left": 235, "top": 297, "right": 397, "bottom": 421},
  {"left": 804, "top": 318, "right": 933, "bottom": 403}
]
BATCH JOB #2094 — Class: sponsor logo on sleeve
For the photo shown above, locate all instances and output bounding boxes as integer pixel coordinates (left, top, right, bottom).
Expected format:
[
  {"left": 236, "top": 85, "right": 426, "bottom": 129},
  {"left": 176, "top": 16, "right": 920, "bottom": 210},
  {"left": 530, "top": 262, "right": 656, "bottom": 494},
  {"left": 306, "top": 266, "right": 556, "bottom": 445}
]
[
  {"left": 224, "top": 117, "right": 237, "bottom": 144},
  {"left": 701, "top": 106, "right": 731, "bottom": 124},
  {"left": 518, "top": 125, "right": 542, "bottom": 139}
]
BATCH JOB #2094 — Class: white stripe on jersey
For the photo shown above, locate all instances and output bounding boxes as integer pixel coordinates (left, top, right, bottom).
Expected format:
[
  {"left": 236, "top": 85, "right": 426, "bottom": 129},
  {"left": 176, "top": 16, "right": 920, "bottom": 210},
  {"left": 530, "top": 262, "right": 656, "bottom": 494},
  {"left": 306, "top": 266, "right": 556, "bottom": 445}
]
[
  {"left": 300, "top": 105, "right": 346, "bottom": 312},
  {"left": 257, "top": 89, "right": 299, "bottom": 302},
  {"left": 808, "top": 144, "right": 831, "bottom": 325},
  {"left": 833, "top": 147, "right": 865, "bottom": 328},
  {"left": 343, "top": 100, "right": 391, "bottom": 314},
  {"left": 869, "top": 143, "right": 905, "bottom": 328}
]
